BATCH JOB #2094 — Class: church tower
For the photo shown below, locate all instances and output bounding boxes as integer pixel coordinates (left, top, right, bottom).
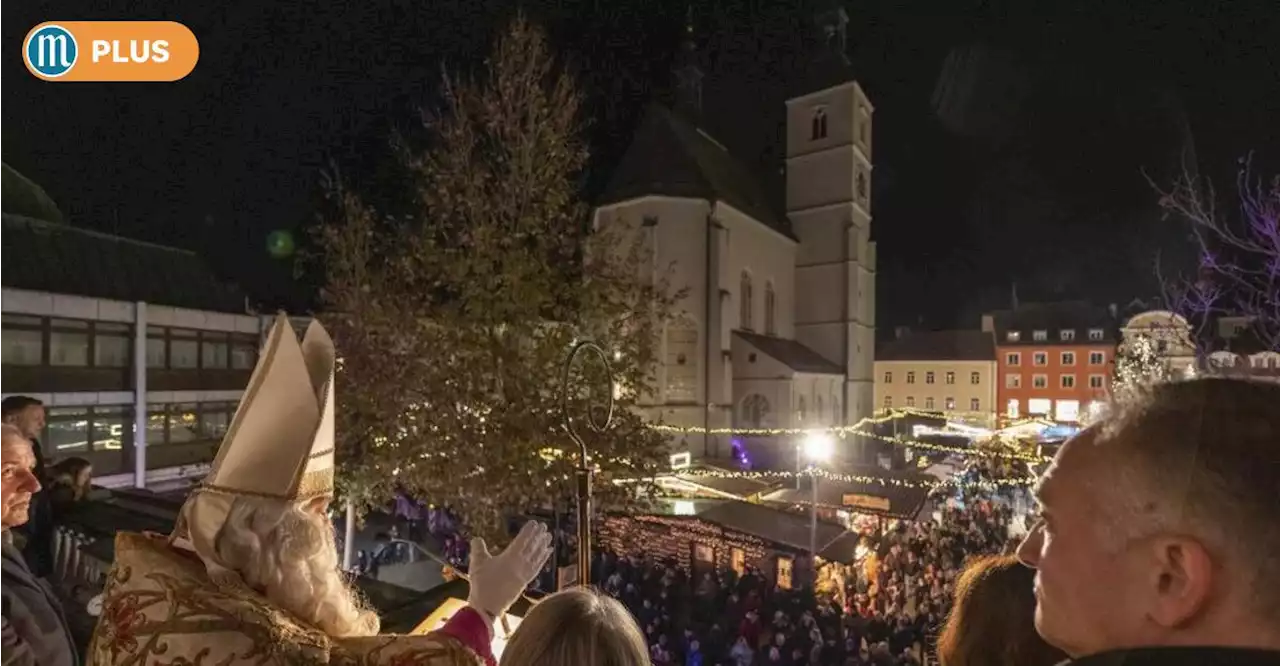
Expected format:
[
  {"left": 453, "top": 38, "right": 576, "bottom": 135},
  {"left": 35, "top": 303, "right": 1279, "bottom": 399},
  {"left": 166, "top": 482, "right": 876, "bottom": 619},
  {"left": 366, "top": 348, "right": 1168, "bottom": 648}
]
[
  {"left": 673, "top": 6, "right": 704, "bottom": 122},
  {"left": 785, "top": 2, "right": 877, "bottom": 432}
]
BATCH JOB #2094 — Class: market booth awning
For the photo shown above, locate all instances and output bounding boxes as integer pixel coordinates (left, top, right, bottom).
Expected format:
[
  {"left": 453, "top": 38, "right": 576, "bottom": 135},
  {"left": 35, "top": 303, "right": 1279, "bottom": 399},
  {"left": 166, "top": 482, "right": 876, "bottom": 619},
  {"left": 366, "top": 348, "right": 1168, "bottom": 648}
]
[{"left": 761, "top": 468, "right": 933, "bottom": 521}]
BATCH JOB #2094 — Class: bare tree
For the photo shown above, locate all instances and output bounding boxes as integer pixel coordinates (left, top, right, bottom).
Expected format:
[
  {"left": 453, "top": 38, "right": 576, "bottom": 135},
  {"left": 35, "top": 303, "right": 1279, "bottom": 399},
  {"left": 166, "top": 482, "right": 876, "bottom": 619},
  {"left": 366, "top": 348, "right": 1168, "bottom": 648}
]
[
  {"left": 1153, "top": 154, "right": 1280, "bottom": 352},
  {"left": 312, "top": 15, "right": 683, "bottom": 541}
]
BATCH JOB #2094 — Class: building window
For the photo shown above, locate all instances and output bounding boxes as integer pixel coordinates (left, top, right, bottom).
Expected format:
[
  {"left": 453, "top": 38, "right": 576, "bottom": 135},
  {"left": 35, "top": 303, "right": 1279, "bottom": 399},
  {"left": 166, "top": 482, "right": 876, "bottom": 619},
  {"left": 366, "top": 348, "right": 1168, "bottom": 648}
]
[
  {"left": 1060, "top": 329, "right": 1076, "bottom": 341},
  {"left": 731, "top": 548, "right": 746, "bottom": 576},
  {"left": 970, "top": 398, "right": 980, "bottom": 411},
  {"left": 49, "top": 318, "right": 90, "bottom": 366},
  {"left": 1061, "top": 351, "right": 1076, "bottom": 366},
  {"left": 1028, "top": 398, "right": 1052, "bottom": 415},
  {"left": 1061, "top": 374, "right": 1076, "bottom": 389},
  {"left": 90, "top": 405, "right": 129, "bottom": 450},
  {"left": 925, "top": 371, "right": 935, "bottom": 384},
  {"left": 811, "top": 108, "right": 828, "bottom": 140},
  {"left": 764, "top": 281, "right": 776, "bottom": 335},
  {"left": 1088, "top": 328, "right": 1104, "bottom": 341},
  {"left": 945, "top": 371, "right": 955, "bottom": 385},
  {"left": 199, "top": 402, "right": 234, "bottom": 439},
  {"left": 168, "top": 403, "right": 201, "bottom": 443},
  {"left": 882, "top": 395, "right": 892, "bottom": 409},
  {"left": 924, "top": 397, "right": 935, "bottom": 410},
  {"left": 1056, "top": 399, "right": 1080, "bottom": 422},
  {"left": 94, "top": 323, "right": 131, "bottom": 367},
  {"left": 1006, "top": 374, "right": 1021, "bottom": 389},
  {"left": 906, "top": 371, "right": 915, "bottom": 384},
  {"left": 1033, "top": 374, "right": 1048, "bottom": 389},
  {"left": 777, "top": 556, "right": 794, "bottom": 590},
  {"left": 1033, "top": 330, "right": 1048, "bottom": 341},
  {"left": 906, "top": 396, "right": 916, "bottom": 407},
  {"left": 1007, "top": 399, "right": 1020, "bottom": 418},
  {"left": 945, "top": 397, "right": 955, "bottom": 410},
  {"left": 147, "top": 326, "right": 167, "bottom": 368},
  {"left": 739, "top": 272, "right": 754, "bottom": 330},
  {"left": 797, "top": 396, "right": 807, "bottom": 422},
  {"left": 1, "top": 314, "right": 44, "bottom": 365},
  {"left": 201, "top": 332, "right": 230, "bottom": 370},
  {"left": 1006, "top": 352, "right": 1021, "bottom": 366},
  {"left": 1089, "top": 374, "right": 1105, "bottom": 389},
  {"left": 1033, "top": 352, "right": 1048, "bottom": 366},
  {"left": 231, "top": 335, "right": 257, "bottom": 370},
  {"left": 1089, "top": 351, "right": 1105, "bottom": 366},
  {"left": 740, "top": 394, "right": 771, "bottom": 428},
  {"left": 1006, "top": 331, "right": 1021, "bottom": 342},
  {"left": 970, "top": 371, "right": 980, "bottom": 385},
  {"left": 666, "top": 321, "right": 699, "bottom": 402},
  {"left": 883, "top": 371, "right": 893, "bottom": 383},
  {"left": 169, "top": 329, "right": 200, "bottom": 369},
  {"left": 856, "top": 171, "right": 868, "bottom": 200},
  {"left": 45, "top": 407, "right": 90, "bottom": 453}
]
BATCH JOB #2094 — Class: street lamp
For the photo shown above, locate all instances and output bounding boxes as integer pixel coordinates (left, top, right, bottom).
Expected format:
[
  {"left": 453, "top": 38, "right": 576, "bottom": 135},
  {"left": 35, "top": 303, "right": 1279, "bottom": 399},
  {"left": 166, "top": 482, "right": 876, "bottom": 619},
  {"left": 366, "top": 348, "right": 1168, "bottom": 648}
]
[{"left": 801, "top": 431, "right": 835, "bottom": 559}]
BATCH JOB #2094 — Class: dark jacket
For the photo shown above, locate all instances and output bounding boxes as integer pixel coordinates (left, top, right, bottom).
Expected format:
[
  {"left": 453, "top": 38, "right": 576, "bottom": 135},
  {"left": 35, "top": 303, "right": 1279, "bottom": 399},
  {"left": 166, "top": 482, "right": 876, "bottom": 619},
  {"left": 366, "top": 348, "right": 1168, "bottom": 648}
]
[
  {"left": 1066, "top": 646, "right": 1280, "bottom": 666},
  {"left": 2, "top": 534, "right": 79, "bottom": 666}
]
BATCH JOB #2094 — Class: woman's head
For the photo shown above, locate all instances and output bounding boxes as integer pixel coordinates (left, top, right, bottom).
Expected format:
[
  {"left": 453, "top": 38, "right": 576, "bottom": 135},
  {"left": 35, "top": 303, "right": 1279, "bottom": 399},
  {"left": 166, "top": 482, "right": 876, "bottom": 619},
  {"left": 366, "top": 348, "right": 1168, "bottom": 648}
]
[
  {"left": 50, "top": 457, "right": 92, "bottom": 493},
  {"left": 936, "top": 554, "right": 1066, "bottom": 666},
  {"left": 501, "top": 586, "right": 648, "bottom": 666}
]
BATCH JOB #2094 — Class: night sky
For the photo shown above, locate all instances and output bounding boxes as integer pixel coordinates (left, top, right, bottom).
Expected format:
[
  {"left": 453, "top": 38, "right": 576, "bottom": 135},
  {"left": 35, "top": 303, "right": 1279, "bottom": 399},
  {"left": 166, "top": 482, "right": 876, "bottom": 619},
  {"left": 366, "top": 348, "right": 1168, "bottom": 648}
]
[{"left": 4, "top": 0, "right": 1277, "bottom": 329}]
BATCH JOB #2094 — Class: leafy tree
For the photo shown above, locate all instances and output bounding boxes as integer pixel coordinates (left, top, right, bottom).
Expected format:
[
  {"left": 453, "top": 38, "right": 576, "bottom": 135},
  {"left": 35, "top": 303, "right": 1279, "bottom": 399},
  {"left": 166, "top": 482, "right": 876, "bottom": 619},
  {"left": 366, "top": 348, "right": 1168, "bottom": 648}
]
[{"left": 312, "top": 15, "right": 682, "bottom": 541}]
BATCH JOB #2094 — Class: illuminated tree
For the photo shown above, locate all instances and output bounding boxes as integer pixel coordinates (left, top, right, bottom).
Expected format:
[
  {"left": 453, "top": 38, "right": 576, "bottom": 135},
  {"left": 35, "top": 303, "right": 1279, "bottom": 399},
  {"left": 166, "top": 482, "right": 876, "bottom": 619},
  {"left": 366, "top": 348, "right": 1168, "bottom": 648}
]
[
  {"left": 1154, "top": 154, "right": 1280, "bottom": 352},
  {"left": 313, "top": 15, "right": 682, "bottom": 541},
  {"left": 1112, "top": 334, "right": 1173, "bottom": 400}
]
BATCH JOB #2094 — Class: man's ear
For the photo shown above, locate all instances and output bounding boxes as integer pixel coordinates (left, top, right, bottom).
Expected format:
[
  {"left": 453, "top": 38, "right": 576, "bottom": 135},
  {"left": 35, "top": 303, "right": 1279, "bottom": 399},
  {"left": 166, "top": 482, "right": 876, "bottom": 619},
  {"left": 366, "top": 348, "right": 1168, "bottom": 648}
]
[{"left": 1146, "top": 535, "right": 1214, "bottom": 628}]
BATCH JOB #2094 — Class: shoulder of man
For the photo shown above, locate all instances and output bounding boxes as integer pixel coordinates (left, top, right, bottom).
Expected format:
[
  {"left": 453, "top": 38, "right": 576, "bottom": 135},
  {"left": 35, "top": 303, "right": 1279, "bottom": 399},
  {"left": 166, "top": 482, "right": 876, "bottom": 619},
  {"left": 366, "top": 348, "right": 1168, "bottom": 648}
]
[{"left": 1064, "top": 647, "right": 1280, "bottom": 666}]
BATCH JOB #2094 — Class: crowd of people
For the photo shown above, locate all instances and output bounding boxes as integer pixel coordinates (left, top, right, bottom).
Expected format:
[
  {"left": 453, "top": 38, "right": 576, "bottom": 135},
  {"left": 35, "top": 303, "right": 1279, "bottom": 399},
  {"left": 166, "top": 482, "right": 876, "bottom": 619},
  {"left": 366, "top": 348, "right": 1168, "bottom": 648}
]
[{"left": 2, "top": 317, "right": 1278, "bottom": 666}]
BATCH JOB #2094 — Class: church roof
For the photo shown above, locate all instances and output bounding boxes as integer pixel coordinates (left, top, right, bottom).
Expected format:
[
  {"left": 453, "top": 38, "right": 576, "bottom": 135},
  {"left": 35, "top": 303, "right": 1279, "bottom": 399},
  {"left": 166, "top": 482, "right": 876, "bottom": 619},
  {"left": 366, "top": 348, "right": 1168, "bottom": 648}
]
[
  {"left": 598, "top": 104, "right": 795, "bottom": 240},
  {"left": 877, "top": 330, "right": 997, "bottom": 362},
  {"left": 735, "top": 330, "right": 844, "bottom": 374}
]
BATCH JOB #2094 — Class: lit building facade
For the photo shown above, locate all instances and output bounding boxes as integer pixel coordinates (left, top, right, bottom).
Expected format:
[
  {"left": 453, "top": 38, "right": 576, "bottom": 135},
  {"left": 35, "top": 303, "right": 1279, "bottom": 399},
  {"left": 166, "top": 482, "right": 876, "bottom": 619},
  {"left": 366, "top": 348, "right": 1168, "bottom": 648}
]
[
  {"left": 984, "top": 302, "right": 1118, "bottom": 423},
  {"left": 873, "top": 330, "right": 998, "bottom": 427}
]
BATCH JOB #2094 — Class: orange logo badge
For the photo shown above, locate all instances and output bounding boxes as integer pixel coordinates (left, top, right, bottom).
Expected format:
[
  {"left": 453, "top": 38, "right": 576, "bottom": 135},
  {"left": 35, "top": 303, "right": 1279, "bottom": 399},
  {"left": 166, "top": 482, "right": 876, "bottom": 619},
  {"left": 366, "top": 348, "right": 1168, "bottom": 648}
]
[{"left": 23, "top": 21, "right": 199, "bottom": 82}]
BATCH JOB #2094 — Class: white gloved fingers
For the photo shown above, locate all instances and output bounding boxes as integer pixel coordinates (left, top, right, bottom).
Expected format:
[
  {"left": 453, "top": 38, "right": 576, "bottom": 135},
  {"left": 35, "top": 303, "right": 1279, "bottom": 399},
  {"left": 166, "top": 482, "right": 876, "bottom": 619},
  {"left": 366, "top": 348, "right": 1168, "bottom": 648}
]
[
  {"left": 470, "top": 537, "right": 491, "bottom": 567},
  {"left": 510, "top": 521, "right": 541, "bottom": 559}
]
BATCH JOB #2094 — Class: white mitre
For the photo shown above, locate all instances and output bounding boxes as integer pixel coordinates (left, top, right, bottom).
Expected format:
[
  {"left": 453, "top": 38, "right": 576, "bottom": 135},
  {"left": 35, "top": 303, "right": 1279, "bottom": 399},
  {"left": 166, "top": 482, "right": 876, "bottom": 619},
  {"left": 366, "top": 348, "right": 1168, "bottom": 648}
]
[{"left": 173, "top": 313, "right": 337, "bottom": 586}]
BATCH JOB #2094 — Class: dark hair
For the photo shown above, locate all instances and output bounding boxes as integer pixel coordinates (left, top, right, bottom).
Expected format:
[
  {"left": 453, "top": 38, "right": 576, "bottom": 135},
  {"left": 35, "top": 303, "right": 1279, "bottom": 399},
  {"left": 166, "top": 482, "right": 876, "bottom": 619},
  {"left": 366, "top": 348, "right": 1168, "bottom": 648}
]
[
  {"left": 50, "top": 457, "right": 92, "bottom": 483},
  {"left": 1102, "top": 377, "right": 1280, "bottom": 619},
  {"left": 1, "top": 395, "right": 43, "bottom": 419},
  {"left": 936, "top": 555, "right": 1065, "bottom": 666}
]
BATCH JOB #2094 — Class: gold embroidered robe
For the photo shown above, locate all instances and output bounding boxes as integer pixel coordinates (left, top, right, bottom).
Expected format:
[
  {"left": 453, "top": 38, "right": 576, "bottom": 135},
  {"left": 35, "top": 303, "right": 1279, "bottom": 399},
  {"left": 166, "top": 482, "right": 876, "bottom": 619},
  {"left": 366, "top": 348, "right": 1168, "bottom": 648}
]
[{"left": 87, "top": 532, "right": 486, "bottom": 666}]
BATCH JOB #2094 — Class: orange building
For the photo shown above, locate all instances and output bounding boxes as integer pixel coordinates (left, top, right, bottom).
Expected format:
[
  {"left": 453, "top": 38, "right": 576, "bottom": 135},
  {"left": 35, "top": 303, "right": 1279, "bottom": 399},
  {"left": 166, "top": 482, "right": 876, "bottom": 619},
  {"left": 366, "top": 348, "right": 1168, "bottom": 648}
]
[{"left": 982, "top": 302, "right": 1118, "bottom": 423}]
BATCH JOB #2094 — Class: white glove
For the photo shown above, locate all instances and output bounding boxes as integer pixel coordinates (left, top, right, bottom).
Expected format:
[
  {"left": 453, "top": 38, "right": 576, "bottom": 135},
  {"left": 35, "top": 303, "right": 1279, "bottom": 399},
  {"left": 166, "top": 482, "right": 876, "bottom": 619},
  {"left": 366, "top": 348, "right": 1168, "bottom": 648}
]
[{"left": 467, "top": 521, "right": 553, "bottom": 621}]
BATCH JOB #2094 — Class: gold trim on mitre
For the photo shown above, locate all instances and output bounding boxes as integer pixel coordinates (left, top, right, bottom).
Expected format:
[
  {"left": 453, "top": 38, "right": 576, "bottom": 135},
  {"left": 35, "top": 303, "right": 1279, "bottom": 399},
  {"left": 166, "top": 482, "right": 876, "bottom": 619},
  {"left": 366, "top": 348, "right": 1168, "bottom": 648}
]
[{"left": 173, "top": 314, "right": 340, "bottom": 584}]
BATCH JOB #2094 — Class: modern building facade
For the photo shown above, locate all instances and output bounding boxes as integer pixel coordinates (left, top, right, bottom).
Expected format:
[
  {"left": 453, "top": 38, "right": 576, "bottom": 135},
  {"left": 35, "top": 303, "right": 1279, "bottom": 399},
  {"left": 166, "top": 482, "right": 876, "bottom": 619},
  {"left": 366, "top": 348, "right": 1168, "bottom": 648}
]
[
  {"left": 983, "top": 302, "right": 1118, "bottom": 423},
  {"left": 0, "top": 214, "right": 283, "bottom": 489},
  {"left": 874, "top": 330, "right": 999, "bottom": 427},
  {"left": 594, "top": 5, "right": 876, "bottom": 464}
]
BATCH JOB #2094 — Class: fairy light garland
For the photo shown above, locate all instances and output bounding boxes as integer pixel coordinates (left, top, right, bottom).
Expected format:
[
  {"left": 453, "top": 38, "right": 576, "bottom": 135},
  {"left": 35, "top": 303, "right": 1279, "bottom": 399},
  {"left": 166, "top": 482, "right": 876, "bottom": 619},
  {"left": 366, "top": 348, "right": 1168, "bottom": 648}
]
[{"left": 672, "top": 466, "right": 1036, "bottom": 491}]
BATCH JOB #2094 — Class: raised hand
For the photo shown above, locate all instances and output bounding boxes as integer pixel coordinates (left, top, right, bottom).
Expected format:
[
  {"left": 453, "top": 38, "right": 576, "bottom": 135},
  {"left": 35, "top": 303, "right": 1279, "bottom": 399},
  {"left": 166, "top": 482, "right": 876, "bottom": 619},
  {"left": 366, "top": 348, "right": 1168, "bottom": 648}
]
[{"left": 466, "top": 521, "right": 553, "bottom": 620}]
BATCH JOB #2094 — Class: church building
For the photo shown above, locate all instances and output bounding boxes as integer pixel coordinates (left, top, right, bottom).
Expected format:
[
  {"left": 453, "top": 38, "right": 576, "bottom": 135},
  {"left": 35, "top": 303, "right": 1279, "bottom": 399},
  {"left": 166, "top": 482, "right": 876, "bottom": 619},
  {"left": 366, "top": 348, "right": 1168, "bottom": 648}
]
[{"left": 593, "top": 4, "right": 877, "bottom": 465}]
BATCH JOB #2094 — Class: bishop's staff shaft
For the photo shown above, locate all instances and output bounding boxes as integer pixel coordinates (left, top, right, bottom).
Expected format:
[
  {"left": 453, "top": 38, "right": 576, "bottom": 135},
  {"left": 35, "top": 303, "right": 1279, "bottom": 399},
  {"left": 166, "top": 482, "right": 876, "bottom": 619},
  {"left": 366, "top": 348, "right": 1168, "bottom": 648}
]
[{"left": 560, "top": 340, "right": 615, "bottom": 588}]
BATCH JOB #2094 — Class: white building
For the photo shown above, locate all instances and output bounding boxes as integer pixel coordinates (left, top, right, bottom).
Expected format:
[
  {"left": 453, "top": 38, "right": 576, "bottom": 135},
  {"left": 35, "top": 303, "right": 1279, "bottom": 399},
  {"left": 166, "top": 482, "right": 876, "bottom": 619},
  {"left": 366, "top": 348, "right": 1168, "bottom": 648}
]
[
  {"left": 594, "top": 6, "right": 876, "bottom": 463},
  {"left": 1119, "top": 310, "right": 1198, "bottom": 378}
]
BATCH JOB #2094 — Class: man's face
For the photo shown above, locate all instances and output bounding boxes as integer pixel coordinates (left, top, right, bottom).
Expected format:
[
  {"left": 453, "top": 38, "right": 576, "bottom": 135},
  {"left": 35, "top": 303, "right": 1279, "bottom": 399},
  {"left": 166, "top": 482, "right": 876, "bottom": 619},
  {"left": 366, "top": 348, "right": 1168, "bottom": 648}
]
[
  {"left": 1017, "top": 433, "right": 1151, "bottom": 657},
  {"left": 7, "top": 405, "right": 46, "bottom": 440},
  {"left": 1, "top": 432, "right": 42, "bottom": 528}
]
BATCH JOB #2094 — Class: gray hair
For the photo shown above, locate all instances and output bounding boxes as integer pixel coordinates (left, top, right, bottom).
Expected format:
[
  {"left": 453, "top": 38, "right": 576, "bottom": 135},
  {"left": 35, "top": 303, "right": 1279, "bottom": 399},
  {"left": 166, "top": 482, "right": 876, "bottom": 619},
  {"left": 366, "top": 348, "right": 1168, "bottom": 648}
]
[{"left": 1092, "top": 377, "right": 1280, "bottom": 619}]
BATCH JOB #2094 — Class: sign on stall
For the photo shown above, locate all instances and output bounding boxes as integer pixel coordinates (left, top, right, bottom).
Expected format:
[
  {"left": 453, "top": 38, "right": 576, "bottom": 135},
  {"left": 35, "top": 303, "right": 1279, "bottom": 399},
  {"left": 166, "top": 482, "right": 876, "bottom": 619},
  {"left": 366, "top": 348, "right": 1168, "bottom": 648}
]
[{"left": 841, "top": 493, "right": 891, "bottom": 513}]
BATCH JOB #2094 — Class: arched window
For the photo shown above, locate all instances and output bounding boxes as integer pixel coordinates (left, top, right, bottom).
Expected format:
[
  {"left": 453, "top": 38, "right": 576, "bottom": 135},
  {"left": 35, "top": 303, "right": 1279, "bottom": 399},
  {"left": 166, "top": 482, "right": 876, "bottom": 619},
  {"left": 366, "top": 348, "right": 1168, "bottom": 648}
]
[
  {"left": 797, "top": 396, "right": 807, "bottom": 424},
  {"left": 740, "top": 272, "right": 754, "bottom": 330},
  {"left": 856, "top": 171, "right": 868, "bottom": 200},
  {"left": 665, "top": 317, "right": 698, "bottom": 402},
  {"left": 811, "top": 108, "right": 828, "bottom": 140},
  {"left": 764, "top": 281, "right": 776, "bottom": 335},
  {"left": 740, "top": 394, "right": 771, "bottom": 428}
]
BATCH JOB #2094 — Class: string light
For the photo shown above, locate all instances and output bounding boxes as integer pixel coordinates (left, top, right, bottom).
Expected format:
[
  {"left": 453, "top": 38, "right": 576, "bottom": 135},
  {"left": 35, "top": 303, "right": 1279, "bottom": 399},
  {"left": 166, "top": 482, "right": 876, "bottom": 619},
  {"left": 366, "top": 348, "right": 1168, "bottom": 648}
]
[{"left": 671, "top": 466, "right": 1036, "bottom": 491}]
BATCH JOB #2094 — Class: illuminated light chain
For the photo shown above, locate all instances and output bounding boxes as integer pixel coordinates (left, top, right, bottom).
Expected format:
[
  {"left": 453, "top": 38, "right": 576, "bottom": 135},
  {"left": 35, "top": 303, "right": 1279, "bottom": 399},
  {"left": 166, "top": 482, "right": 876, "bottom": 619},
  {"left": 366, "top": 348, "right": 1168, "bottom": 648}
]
[
  {"left": 673, "top": 467, "right": 1037, "bottom": 491},
  {"left": 646, "top": 408, "right": 1056, "bottom": 438}
]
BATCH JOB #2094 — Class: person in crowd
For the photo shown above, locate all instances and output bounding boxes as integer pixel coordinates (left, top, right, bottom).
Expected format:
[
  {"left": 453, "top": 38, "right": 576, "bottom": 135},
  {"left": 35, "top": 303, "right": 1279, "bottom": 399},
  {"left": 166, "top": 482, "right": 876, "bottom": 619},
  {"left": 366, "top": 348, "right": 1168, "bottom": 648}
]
[
  {"left": 45, "top": 458, "right": 93, "bottom": 509},
  {"left": 501, "top": 586, "right": 648, "bottom": 666},
  {"left": 87, "top": 316, "right": 552, "bottom": 665},
  {"left": 2, "top": 396, "right": 52, "bottom": 575},
  {"left": 1018, "top": 378, "right": 1280, "bottom": 665},
  {"left": 935, "top": 554, "right": 1064, "bottom": 666},
  {"left": 1, "top": 423, "right": 79, "bottom": 666}
]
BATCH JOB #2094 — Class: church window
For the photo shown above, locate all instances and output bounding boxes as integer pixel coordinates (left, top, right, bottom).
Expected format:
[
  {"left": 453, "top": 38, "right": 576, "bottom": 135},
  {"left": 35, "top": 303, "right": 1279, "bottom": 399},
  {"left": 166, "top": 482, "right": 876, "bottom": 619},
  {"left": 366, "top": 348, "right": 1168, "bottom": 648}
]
[
  {"left": 811, "top": 108, "right": 828, "bottom": 140},
  {"left": 740, "top": 272, "right": 754, "bottom": 330},
  {"left": 856, "top": 171, "right": 868, "bottom": 200},
  {"left": 740, "top": 394, "right": 771, "bottom": 428},
  {"left": 764, "top": 281, "right": 776, "bottom": 335},
  {"left": 665, "top": 319, "right": 698, "bottom": 402}
]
